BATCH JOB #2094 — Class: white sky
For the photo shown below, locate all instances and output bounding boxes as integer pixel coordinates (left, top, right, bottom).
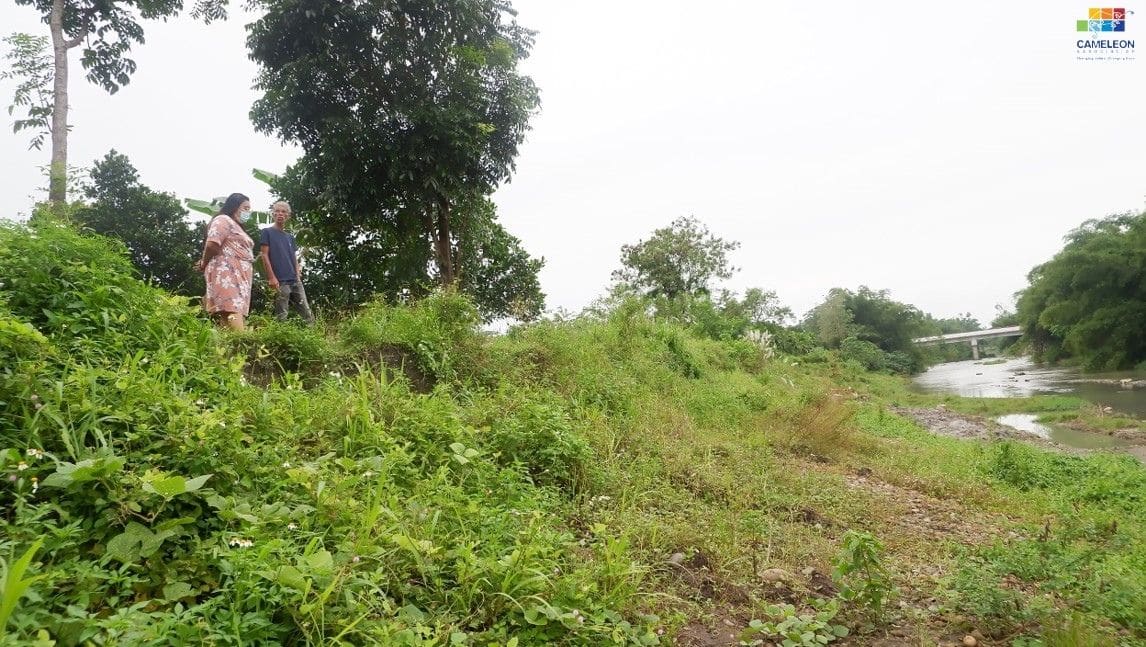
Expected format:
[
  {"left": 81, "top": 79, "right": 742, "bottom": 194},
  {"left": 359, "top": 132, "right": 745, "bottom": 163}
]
[{"left": 2, "top": 0, "right": 1143, "bottom": 325}]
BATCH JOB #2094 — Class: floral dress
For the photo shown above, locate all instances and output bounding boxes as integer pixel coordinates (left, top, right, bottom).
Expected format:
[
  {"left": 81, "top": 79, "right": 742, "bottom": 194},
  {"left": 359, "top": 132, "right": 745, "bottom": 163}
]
[{"left": 203, "top": 215, "right": 254, "bottom": 315}]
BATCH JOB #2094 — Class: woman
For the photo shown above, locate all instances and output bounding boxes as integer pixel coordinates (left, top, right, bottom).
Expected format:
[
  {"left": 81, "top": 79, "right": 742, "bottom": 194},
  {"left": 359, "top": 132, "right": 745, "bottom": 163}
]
[{"left": 195, "top": 193, "right": 254, "bottom": 330}]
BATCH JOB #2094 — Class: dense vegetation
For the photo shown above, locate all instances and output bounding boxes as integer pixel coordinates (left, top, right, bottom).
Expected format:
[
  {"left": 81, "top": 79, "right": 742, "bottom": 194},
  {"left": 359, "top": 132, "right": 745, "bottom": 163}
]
[
  {"left": 1016, "top": 210, "right": 1146, "bottom": 370},
  {"left": 3, "top": 220, "right": 1145, "bottom": 646}
]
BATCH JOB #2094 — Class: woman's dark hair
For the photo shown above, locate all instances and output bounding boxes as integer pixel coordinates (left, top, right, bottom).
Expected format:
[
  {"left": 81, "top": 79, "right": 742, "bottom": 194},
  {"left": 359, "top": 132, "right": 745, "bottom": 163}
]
[{"left": 218, "top": 193, "right": 250, "bottom": 217}]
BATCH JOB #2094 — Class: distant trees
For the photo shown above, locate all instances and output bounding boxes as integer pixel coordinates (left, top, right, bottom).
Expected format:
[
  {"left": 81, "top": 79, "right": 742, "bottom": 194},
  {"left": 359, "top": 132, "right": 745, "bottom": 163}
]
[
  {"left": 611, "top": 216, "right": 794, "bottom": 343},
  {"left": 1015, "top": 210, "right": 1146, "bottom": 370},
  {"left": 75, "top": 151, "right": 202, "bottom": 295},
  {"left": 802, "top": 287, "right": 930, "bottom": 373}
]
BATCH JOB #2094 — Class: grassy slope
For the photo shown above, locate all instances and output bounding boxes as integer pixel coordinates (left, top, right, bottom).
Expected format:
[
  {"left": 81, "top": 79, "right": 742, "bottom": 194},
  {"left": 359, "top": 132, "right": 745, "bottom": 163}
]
[{"left": 2, "top": 222, "right": 1144, "bottom": 646}]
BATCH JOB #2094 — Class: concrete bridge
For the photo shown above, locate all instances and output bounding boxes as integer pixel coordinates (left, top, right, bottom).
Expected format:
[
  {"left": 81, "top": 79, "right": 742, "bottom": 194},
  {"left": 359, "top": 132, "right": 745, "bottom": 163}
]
[{"left": 912, "top": 326, "right": 1022, "bottom": 360}]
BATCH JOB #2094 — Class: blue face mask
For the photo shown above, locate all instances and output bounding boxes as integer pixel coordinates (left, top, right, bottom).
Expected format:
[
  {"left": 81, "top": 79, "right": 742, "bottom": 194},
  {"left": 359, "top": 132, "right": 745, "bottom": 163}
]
[{"left": 238, "top": 209, "right": 252, "bottom": 223}]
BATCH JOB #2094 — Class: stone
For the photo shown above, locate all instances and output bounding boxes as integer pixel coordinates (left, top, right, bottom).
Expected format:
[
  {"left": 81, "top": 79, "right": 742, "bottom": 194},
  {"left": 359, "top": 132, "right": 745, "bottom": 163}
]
[
  {"left": 760, "top": 568, "right": 792, "bottom": 583},
  {"left": 963, "top": 636, "right": 978, "bottom": 647},
  {"left": 668, "top": 552, "right": 686, "bottom": 565}
]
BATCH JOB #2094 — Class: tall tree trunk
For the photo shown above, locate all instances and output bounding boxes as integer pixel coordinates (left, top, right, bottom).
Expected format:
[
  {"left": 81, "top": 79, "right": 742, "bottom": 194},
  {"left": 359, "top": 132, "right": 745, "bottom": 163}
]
[
  {"left": 48, "top": 0, "right": 70, "bottom": 205},
  {"left": 432, "top": 198, "right": 455, "bottom": 286}
]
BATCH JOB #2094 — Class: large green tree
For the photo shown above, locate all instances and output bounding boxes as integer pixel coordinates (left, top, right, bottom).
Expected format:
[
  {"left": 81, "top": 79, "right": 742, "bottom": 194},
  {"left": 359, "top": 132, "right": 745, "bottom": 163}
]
[
  {"left": 802, "top": 286, "right": 930, "bottom": 373},
  {"left": 76, "top": 150, "right": 202, "bottom": 295},
  {"left": 247, "top": 0, "right": 540, "bottom": 291},
  {"left": 6, "top": 0, "right": 227, "bottom": 204},
  {"left": 612, "top": 215, "right": 741, "bottom": 300},
  {"left": 272, "top": 163, "right": 543, "bottom": 321},
  {"left": 1016, "top": 210, "right": 1146, "bottom": 370}
]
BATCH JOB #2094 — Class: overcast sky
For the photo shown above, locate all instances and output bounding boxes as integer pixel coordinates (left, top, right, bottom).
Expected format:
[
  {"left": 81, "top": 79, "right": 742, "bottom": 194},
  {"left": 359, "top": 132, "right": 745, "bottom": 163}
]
[{"left": 1, "top": 0, "right": 1142, "bottom": 325}]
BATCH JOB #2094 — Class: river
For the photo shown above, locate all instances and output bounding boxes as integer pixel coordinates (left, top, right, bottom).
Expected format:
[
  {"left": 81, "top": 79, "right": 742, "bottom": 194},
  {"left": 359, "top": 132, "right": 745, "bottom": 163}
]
[{"left": 911, "top": 356, "right": 1146, "bottom": 451}]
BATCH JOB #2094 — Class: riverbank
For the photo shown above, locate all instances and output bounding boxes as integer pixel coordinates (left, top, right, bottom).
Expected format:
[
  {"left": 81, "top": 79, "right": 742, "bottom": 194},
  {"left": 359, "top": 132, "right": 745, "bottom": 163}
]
[
  {"left": 858, "top": 359, "right": 1146, "bottom": 461},
  {"left": 892, "top": 404, "right": 1146, "bottom": 463}
]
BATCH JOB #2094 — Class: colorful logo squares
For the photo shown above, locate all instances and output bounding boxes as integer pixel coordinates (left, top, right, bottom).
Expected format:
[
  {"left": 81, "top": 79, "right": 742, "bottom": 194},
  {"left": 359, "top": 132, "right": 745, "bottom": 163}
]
[{"left": 1078, "top": 8, "right": 1127, "bottom": 31}]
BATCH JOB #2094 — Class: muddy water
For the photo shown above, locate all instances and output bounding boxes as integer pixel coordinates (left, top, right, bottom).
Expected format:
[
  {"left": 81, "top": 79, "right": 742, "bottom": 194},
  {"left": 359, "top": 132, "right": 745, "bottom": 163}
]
[
  {"left": 911, "top": 357, "right": 1146, "bottom": 417},
  {"left": 995, "top": 413, "right": 1128, "bottom": 449},
  {"left": 913, "top": 357, "right": 1146, "bottom": 452}
]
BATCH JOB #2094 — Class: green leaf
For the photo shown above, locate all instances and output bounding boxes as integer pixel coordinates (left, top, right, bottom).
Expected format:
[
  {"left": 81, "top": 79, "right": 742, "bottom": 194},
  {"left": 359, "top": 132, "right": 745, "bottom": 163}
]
[
  {"left": 303, "top": 549, "right": 333, "bottom": 574},
  {"left": 162, "top": 581, "right": 195, "bottom": 601},
  {"left": 523, "top": 606, "right": 548, "bottom": 626},
  {"left": 105, "top": 525, "right": 145, "bottom": 564},
  {"left": 183, "top": 474, "right": 212, "bottom": 492},
  {"left": 399, "top": 604, "right": 426, "bottom": 623},
  {"left": 0, "top": 539, "right": 45, "bottom": 632},
  {"left": 144, "top": 475, "right": 187, "bottom": 498},
  {"left": 273, "top": 565, "right": 308, "bottom": 591}
]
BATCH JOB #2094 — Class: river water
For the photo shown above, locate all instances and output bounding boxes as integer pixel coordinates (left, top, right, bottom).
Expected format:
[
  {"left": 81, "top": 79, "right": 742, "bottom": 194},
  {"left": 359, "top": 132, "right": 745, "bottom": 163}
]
[
  {"left": 911, "top": 356, "right": 1146, "bottom": 450},
  {"left": 912, "top": 356, "right": 1146, "bottom": 416}
]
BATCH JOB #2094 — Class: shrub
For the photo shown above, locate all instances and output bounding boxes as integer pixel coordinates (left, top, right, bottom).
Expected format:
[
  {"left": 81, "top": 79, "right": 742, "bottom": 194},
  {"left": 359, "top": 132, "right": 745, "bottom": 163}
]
[
  {"left": 480, "top": 390, "right": 591, "bottom": 492},
  {"left": 229, "top": 317, "right": 336, "bottom": 381},
  {"left": 838, "top": 337, "right": 886, "bottom": 372}
]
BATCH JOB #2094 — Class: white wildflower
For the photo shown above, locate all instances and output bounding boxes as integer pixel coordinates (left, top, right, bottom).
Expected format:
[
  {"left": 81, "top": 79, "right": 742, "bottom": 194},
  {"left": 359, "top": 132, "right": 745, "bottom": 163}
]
[
  {"left": 31, "top": 477, "right": 38, "bottom": 494},
  {"left": 26, "top": 448, "right": 43, "bottom": 459},
  {"left": 16, "top": 461, "right": 28, "bottom": 471},
  {"left": 287, "top": 522, "right": 298, "bottom": 531},
  {"left": 282, "top": 461, "right": 291, "bottom": 468}
]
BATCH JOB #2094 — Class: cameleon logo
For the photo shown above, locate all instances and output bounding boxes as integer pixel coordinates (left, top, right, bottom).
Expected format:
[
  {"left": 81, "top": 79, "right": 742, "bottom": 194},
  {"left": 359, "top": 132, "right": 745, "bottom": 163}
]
[
  {"left": 1077, "top": 7, "right": 1128, "bottom": 32},
  {"left": 1076, "top": 7, "right": 1136, "bottom": 49}
]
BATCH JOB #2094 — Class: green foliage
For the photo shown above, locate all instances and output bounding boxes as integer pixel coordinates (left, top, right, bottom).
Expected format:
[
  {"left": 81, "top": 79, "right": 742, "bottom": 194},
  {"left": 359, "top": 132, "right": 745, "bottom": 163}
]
[
  {"left": 1, "top": 33, "right": 52, "bottom": 151},
  {"left": 479, "top": 390, "right": 591, "bottom": 491},
  {"left": 456, "top": 196, "right": 546, "bottom": 321},
  {"left": 0, "top": 539, "right": 45, "bottom": 637},
  {"left": 248, "top": 0, "right": 541, "bottom": 292},
  {"left": 612, "top": 215, "right": 740, "bottom": 300},
  {"left": 12, "top": 0, "right": 229, "bottom": 93},
  {"left": 740, "top": 601, "right": 848, "bottom": 647},
  {"left": 0, "top": 219, "right": 661, "bottom": 644},
  {"left": 1037, "top": 613, "right": 1118, "bottom": 646},
  {"left": 76, "top": 150, "right": 203, "bottom": 295},
  {"left": 1016, "top": 210, "right": 1146, "bottom": 370},
  {"left": 831, "top": 531, "right": 895, "bottom": 620},
  {"left": 803, "top": 287, "right": 928, "bottom": 373},
  {"left": 229, "top": 317, "right": 335, "bottom": 378},
  {"left": 5, "top": 216, "right": 1146, "bottom": 643},
  {"left": 838, "top": 337, "right": 886, "bottom": 372},
  {"left": 341, "top": 292, "right": 483, "bottom": 384}
]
